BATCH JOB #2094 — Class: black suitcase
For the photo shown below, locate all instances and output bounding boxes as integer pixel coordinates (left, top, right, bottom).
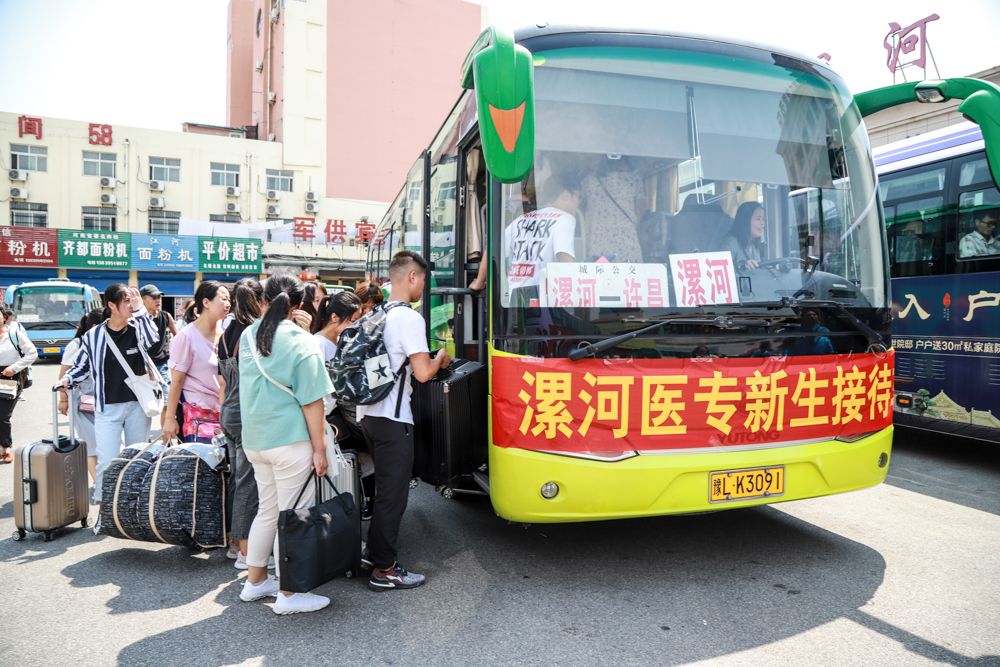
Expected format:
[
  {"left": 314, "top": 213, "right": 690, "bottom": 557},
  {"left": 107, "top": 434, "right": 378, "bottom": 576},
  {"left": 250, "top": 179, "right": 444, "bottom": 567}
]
[{"left": 411, "top": 358, "right": 487, "bottom": 486}]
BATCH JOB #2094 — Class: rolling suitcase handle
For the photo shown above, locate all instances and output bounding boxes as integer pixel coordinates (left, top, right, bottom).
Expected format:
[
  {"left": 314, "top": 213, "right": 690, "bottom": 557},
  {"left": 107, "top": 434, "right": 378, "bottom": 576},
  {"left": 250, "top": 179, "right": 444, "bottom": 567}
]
[{"left": 49, "top": 385, "right": 77, "bottom": 453}]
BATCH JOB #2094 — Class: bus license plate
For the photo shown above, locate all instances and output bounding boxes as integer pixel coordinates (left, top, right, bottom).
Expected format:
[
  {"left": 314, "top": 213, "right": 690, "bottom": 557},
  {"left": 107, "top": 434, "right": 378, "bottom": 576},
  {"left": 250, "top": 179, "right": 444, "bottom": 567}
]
[
  {"left": 43, "top": 347, "right": 60, "bottom": 354},
  {"left": 710, "top": 466, "right": 784, "bottom": 502}
]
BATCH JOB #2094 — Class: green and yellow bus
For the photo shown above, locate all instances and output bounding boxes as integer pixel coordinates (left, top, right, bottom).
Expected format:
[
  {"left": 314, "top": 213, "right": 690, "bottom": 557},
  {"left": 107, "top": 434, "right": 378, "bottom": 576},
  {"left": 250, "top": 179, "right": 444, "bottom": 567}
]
[{"left": 366, "top": 25, "right": 1000, "bottom": 523}]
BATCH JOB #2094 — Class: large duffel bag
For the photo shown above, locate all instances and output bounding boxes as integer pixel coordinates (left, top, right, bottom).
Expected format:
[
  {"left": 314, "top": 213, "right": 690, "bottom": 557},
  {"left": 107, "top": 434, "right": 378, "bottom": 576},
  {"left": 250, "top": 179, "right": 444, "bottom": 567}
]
[
  {"left": 100, "top": 443, "right": 227, "bottom": 549},
  {"left": 137, "top": 448, "right": 227, "bottom": 548},
  {"left": 100, "top": 443, "right": 165, "bottom": 542}
]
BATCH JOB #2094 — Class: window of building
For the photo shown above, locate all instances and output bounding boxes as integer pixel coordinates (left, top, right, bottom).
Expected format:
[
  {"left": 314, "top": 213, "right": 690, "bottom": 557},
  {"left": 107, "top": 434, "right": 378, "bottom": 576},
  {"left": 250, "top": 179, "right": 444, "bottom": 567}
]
[
  {"left": 149, "top": 210, "right": 181, "bottom": 235},
  {"left": 209, "top": 214, "right": 241, "bottom": 224},
  {"left": 83, "top": 151, "right": 116, "bottom": 178},
  {"left": 10, "top": 202, "right": 48, "bottom": 227},
  {"left": 149, "top": 156, "right": 181, "bottom": 182},
  {"left": 210, "top": 162, "right": 240, "bottom": 187},
  {"left": 82, "top": 206, "right": 116, "bottom": 231},
  {"left": 266, "top": 168, "right": 293, "bottom": 192},
  {"left": 11, "top": 144, "right": 47, "bottom": 172}
]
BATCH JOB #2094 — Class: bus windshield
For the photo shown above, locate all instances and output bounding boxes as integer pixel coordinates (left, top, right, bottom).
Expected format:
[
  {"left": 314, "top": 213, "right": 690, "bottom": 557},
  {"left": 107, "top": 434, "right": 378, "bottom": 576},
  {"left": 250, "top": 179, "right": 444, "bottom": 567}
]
[
  {"left": 497, "top": 46, "right": 887, "bottom": 323},
  {"left": 11, "top": 285, "right": 89, "bottom": 330}
]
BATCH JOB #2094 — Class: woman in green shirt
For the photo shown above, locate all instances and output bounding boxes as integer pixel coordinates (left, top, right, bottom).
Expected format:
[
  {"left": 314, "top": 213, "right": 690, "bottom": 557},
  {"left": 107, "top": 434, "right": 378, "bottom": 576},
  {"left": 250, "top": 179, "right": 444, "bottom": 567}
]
[{"left": 236, "top": 275, "right": 334, "bottom": 615}]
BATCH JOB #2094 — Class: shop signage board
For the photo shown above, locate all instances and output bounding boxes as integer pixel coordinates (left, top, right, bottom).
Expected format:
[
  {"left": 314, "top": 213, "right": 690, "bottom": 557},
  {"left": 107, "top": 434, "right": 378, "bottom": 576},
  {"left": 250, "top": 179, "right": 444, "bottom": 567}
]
[
  {"left": 198, "top": 236, "right": 262, "bottom": 273},
  {"left": 131, "top": 233, "right": 199, "bottom": 272},
  {"left": 57, "top": 230, "right": 131, "bottom": 269},
  {"left": 0, "top": 227, "right": 58, "bottom": 267}
]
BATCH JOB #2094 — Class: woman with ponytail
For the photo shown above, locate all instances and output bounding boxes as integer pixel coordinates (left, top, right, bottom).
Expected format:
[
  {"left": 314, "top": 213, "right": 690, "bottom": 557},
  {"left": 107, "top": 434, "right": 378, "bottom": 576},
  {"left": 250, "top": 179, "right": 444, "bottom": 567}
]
[
  {"left": 217, "top": 278, "right": 268, "bottom": 570},
  {"left": 311, "top": 291, "right": 362, "bottom": 358},
  {"left": 236, "top": 275, "right": 334, "bottom": 615}
]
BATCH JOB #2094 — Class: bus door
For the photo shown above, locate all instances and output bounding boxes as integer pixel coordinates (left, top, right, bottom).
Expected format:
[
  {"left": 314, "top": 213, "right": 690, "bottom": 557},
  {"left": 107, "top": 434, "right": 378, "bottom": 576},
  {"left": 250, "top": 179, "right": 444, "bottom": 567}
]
[{"left": 412, "top": 128, "right": 489, "bottom": 491}]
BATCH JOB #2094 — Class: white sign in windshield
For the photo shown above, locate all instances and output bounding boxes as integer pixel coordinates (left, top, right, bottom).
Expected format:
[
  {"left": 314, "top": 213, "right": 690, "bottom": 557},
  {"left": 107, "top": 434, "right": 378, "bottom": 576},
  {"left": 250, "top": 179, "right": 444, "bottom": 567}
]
[
  {"left": 669, "top": 251, "right": 740, "bottom": 307},
  {"left": 540, "top": 262, "right": 670, "bottom": 309}
]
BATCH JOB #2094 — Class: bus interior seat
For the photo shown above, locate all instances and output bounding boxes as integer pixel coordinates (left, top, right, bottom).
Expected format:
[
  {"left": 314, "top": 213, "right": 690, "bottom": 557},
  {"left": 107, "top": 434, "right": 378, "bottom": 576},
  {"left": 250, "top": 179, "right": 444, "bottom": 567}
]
[
  {"left": 668, "top": 199, "right": 733, "bottom": 254},
  {"left": 638, "top": 211, "right": 672, "bottom": 263}
]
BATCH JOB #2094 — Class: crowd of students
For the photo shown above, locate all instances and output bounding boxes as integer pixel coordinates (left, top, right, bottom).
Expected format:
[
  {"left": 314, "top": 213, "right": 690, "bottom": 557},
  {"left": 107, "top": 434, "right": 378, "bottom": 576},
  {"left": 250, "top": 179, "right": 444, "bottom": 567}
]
[{"left": 51, "top": 249, "right": 445, "bottom": 615}]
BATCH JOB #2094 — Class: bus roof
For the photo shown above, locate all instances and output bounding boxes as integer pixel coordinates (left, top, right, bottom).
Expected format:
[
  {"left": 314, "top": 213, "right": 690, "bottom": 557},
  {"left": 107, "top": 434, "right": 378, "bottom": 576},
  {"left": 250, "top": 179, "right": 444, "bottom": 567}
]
[
  {"left": 511, "top": 24, "right": 835, "bottom": 75},
  {"left": 7, "top": 280, "right": 92, "bottom": 290},
  {"left": 873, "top": 121, "right": 984, "bottom": 173}
]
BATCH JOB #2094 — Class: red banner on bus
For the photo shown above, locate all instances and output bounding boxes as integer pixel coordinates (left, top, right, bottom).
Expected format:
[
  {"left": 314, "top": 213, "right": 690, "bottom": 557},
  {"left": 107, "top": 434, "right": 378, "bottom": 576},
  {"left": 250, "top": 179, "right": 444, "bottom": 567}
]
[
  {"left": 491, "top": 351, "right": 894, "bottom": 453},
  {"left": 0, "top": 227, "right": 58, "bottom": 267}
]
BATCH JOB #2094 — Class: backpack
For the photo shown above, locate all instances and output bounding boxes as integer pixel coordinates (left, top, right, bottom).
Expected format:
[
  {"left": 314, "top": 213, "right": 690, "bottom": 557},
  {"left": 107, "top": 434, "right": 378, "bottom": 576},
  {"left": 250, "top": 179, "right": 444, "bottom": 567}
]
[{"left": 329, "top": 302, "right": 412, "bottom": 416}]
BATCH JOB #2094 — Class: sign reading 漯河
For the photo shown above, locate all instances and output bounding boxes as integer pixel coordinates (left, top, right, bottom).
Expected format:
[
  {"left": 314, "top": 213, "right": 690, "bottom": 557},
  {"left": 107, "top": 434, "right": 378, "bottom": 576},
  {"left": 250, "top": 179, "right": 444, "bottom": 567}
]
[
  {"left": 58, "top": 229, "right": 131, "bottom": 269},
  {"left": 131, "top": 233, "right": 199, "bottom": 272},
  {"left": 197, "top": 236, "right": 262, "bottom": 274}
]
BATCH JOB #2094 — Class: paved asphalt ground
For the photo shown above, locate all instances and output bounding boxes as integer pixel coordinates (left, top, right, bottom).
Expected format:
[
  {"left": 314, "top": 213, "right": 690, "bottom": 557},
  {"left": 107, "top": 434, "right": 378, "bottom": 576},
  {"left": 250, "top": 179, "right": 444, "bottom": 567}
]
[{"left": 1, "top": 364, "right": 998, "bottom": 666}]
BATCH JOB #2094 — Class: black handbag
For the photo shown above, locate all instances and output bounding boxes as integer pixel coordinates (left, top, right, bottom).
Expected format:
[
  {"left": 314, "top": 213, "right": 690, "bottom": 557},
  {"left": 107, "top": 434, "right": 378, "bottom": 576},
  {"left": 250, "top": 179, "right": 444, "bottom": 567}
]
[{"left": 277, "top": 473, "right": 361, "bottom": 593}]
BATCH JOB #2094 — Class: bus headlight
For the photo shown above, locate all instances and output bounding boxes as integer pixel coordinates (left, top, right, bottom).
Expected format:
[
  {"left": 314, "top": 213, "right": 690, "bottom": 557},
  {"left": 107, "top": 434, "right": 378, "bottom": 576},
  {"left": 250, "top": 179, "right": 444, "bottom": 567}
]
[{"left": 540, "top": 482, "right": 559, "bottom": 499}]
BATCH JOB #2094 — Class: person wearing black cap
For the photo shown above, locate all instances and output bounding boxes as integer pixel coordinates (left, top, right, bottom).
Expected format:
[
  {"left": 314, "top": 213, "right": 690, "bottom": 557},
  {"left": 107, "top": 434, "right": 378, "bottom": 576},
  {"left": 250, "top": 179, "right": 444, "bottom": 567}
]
[{"left": 140, "top": 284, "right": 177, "bottom": 385}]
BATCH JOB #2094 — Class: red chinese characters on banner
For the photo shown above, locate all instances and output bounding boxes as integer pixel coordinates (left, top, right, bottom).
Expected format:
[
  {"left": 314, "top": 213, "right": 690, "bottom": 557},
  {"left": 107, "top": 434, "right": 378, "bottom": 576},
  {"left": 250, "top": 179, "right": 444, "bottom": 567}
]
[
  {"left": 292, "top": 216, "right": 316, "bottom": 242},
  {"left": 493, "top": 351, "right": 894, "bottom": 453},
  {"left": 88, "top": 123, "right": 113, "bottom": 146},
  {"left": 0, "top": 227, "right": 58, "bottom": 267},
  {"left": 18, "top": 115, "right": 42, "bottom": 140}
]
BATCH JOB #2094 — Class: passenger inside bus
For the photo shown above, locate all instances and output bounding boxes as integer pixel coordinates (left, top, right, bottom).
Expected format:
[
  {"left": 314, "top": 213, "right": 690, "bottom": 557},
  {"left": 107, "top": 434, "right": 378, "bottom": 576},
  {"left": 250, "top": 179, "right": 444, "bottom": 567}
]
[
  {"left": 725, "top": 202, "right": 768, "bottom": 271},
  {"left": 668, "top": 196, "right": 733, "bottom": 253},
  {"left": 893, "top": 220, "right": 936, "bottom": 263},
  {"left": 958, "top": 207, "right": 1000, "bottom": 257},
  {"left": 580, "top": 156, "right": 646, "bottom": 262},
  {"left": 502, "top": 172, "right": 580, "bottom": 301}
]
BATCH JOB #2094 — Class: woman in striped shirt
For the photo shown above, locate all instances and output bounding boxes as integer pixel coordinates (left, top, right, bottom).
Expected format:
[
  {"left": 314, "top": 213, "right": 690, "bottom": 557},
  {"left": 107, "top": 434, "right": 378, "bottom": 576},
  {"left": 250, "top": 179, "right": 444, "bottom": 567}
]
[{"left": 57, "top": 284, "right": 160, "bottom": 508}]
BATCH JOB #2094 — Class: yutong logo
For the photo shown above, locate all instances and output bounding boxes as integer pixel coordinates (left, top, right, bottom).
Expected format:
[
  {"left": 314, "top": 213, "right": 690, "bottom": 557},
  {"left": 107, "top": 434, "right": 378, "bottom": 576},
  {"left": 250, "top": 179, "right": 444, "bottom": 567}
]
[{"left": 723, "top": 431, "right": 780, "bottom": 445}]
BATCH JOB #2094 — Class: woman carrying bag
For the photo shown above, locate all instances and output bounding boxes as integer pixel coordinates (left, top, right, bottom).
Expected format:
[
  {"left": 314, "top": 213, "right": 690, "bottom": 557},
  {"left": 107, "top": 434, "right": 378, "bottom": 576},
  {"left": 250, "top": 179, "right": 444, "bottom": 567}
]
[
  {"left": 0, "top": 304, "right": 38, "bottom": 463},
  {"left": 161, "top": 281, "right": 230, "bottom": 443},
  {"left": 237, "top": 275, "right": 334, "bottom": 615},
  {"left": 58, "top": 284, "right": 160, "bottom": 512}
]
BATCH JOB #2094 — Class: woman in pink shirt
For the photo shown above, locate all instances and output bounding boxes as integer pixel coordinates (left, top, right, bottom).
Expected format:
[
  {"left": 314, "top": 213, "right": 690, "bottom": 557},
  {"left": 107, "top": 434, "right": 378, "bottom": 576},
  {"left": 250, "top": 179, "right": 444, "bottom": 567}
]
[{"left": 162, "top": 281, "right": 231, "bottom": 442}]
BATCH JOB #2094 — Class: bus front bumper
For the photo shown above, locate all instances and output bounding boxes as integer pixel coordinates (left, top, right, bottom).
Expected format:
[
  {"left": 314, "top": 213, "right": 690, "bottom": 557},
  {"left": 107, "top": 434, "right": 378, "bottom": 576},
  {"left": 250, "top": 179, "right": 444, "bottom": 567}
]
[{"left": 487, "top": 427, "right": 893, "bottom": 523}]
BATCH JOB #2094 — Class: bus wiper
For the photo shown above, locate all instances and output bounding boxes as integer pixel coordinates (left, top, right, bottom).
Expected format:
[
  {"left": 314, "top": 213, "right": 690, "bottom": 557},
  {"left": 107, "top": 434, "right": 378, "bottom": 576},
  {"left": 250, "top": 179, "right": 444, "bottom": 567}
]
[
  {"left": 567, "top": 314, "right": 770, "bottom": 361},
  {"left": 778, "top": 297, "right": 885, "bottom": 348}
]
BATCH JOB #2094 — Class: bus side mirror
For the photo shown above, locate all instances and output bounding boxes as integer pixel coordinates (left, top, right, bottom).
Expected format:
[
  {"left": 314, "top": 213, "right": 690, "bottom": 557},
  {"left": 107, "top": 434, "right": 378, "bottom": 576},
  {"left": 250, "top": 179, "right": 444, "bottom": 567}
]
[
  {"left": 461, "top": 27, "right": 535, "bottom": 184},
  {"left": 855, "top": 77, "right": 1000, "bottom": 192}
]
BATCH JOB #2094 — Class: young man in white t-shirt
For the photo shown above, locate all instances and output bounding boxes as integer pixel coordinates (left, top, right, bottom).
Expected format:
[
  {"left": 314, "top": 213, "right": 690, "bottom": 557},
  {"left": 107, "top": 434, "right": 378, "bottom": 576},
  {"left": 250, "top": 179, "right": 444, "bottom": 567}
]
[
  {"left": 359, "top": 250, "right": 451, "bottom": 591},
  {"left": 503, "top": 172, "right": 581, "bottom": 298}
]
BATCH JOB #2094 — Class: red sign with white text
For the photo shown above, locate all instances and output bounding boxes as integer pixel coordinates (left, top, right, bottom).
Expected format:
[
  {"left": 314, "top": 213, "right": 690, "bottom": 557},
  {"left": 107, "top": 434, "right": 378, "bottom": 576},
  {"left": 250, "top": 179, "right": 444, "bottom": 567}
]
[
  {"left": 0, "top": 227, "right": 58, "bottom": 267},
  {"left": 492, "top": 351, "right": 894, "bottom": 453}
]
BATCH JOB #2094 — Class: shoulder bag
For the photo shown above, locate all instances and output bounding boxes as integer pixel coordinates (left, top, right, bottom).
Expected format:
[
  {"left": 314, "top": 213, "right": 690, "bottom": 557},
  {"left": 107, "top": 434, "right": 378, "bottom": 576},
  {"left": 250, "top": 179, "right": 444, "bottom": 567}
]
[
  {"left": 9, "top": 323, "right": 33, "bottom": 389},
  {"left": 105, "top": 326, "right": 164, "bottom": 418}
]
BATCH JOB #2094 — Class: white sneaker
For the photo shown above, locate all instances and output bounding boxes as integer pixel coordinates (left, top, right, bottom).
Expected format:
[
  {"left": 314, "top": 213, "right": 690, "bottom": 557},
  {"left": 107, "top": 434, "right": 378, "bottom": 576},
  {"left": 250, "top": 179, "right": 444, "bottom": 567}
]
[
  {"left": 239, "top": 575, "right": 280, "bottom": 602},
  {"left": 273, "top": 591, "right": 330, "bottom": 615},
  {"left": 226, "top": 545, "right": 239, "bottom": 560},
  {"left": 234, "top": 553, "right": 275, "bottom": 570}
]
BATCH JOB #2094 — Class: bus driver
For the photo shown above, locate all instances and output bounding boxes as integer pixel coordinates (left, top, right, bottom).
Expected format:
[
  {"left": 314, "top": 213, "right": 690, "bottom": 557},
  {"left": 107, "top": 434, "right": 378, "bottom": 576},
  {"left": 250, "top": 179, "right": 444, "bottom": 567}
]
[{"left": 502, "top": 172, "right": 580, "bottom": 302}]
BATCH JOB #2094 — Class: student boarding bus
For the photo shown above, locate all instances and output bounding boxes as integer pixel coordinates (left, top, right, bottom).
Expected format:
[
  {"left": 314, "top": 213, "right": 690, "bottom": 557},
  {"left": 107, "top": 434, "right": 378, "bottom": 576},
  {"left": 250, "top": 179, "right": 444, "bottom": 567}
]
[
  {"left": 875, "top": 122, "right": 1000, "bottom": 444},
  {"left": 366, "top": 25, "right": 1000, "bottom": 522}
]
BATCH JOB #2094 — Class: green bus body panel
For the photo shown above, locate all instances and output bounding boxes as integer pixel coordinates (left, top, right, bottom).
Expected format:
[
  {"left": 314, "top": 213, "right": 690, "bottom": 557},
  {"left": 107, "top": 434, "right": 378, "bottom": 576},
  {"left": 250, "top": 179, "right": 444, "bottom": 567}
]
[
  {"left": 856, "top": 77, "right": 1000, "bottom": 189},
  {"left": 461, "top": 28, "right": 535, "bottom": 183}
]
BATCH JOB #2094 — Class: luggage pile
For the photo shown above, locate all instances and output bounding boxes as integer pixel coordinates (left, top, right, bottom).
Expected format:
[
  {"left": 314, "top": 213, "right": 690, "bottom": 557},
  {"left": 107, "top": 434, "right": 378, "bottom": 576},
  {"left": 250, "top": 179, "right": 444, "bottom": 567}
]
[{"left": 100, "top": 440, "right": 227, "bottom": 549}]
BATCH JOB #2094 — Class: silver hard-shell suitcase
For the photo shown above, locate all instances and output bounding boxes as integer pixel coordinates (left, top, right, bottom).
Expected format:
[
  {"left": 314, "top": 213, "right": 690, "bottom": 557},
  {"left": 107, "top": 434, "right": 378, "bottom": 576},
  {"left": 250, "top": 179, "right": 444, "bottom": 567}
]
[{"left": 12, "top": 388, "right": 89, "bottom": 541}]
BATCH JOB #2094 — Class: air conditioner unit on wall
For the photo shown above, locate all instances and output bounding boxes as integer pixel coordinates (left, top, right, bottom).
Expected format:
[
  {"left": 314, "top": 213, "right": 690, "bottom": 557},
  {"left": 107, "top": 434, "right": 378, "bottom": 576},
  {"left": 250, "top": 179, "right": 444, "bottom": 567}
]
[
  {"left": 149, "top": 197, "right": 165, "bottom": 209},
  {"left": 8, "top": 169, "right": 27, "bottom": 182},
  {"left": 266, "top": 189, "right": 280, "bottom": 201},
  {"left": 226, "top": 202, "right": 241, "bottom": 213},
  {"left": 99, "top": 176, "right": 115, "bottom": 188},
  {"left": 149, "top": 180, "right": 164, "bottom": 192},
  {"left": 10, "top": 187, "right": 28, "bottom": 200},
  {"left": 100, "top": 193, "right": 117, "bottom": 205},
  {"left": 270, "top": 5, "right": 280, "bottom": 23},
  {"left": 226, "top": 185, "right": 240, "bottom": 197},
  {"left": 266, "top": 204, "right": 281, "bottom": 216},
  {"left": 267, "top": 91, "right": 276, "bottom": 105},
  {"left": 254, "top": 59, "right": 264, "bottom": 73},
  {"left": 305, "top": 202, "right": 318, "bottom": 213},
  {"left": 305, "top": 191, "right": 318, "bottom": 202}
]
